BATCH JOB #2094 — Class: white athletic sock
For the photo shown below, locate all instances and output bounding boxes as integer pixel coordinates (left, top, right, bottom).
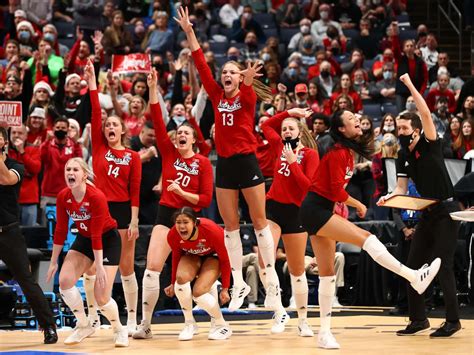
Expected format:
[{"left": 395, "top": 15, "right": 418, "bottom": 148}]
[
  {"left": 194, "top": 293, "right": 226, "bottom": 326},
  {"left": 255, "top": 225, "right": 278, "bottom": 285},
  {"left": 210, "top": 280, "right": 219, "bottom": 301},
  {"left": 83, "top": 274, "right": 98, "bottom": 318},
  {"left": 60, "top": 286, "right": 88, "bottom": 328},
  {"left": 175, "top": 282, "right": 194, "bottom": 323},
  {"left": 258, "top": 268, "right": 267, "bottom": 289},
  {"left": 121, "top": 273, "right": 138, "bottom": 324},
  {"left": 100, "top": 298, "right": 123, "bottom": 332},
  {"left": 319, "top": 276, "right": 335, "bottom": 333},
  {"left": 363, "top": 235, "right": 416, "bottom": 283},
  {"left": 291, "top": 273, "right": 309, "bottom": 320},
  {"left": 224, "top": 229, "right": 245, "bottom": 285},
  {"left": 142, "top": 269, "right": 161, "bottom": 325}
]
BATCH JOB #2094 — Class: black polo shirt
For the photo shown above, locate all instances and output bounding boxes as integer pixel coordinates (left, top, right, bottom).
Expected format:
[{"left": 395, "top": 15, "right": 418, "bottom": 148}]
[
  {"left": 396, "top": 134, "right": 454, "bottom": 200},
  {"left": 0, "top": 157, "right": 24, "bottom": 226}
]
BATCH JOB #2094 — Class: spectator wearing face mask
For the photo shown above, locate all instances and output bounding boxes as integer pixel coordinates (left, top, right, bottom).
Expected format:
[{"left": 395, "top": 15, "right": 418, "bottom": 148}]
[
  {"left": 241, "top": 31, "right": 261, "bottom": 62},
  {"left": 281, "top": 61, "right": 307, "bottom": 93},
  {"left": 426, "top": 73, "right": 456, "bottom": 113},
  {"left": 369, "top": 62, "right": 396, "bottom": 102},
  {"left": 399, "top": 95, "right": 419, "bottom": 116},
  {"left": 288, "top": 18, "right": 322, "bottom": 54},
  {"left": 353, "top": 19, "right": 380, "bottom": 59},
  {"left": 259, "top": 46, "right": 278, "bottom": 66},
  {"left": 310, "top": 60, "right": 339, "bottom": 99},
  {"left": 431, "top": 96, "right": 453, "bottom": 138},
  {"left": 321, "top": 24, "right": 348, "bottom": 56},
  {"left": 311, "top": 3, "right": 343, "bottom": 38},
  {"left": 298, "top": 35, "right": 319, "bottom": 68},
  {"left": 372, "top": 48, "right": 398, "bottom": 80},
  {"left": 42, "top": 24, "right": 69, "bottom": 57},
  {"left": 294, "top": 83, "right": 310, "bottom": 110},
  {"left": 15, "top": 20, "right": 38, "bottom": 59},
  {"left": 227, "top": 46, "right": 243, "bottom": 64},
  {"left": 231, "top": 5, "right": 265, "bottom": 43}
]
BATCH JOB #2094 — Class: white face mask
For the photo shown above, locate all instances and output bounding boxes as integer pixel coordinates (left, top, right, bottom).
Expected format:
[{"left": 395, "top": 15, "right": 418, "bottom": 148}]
[
  {"left": 300, "top": 25, "right": 310, "bottom": 34},
  {"left": 320, "top": 11, "right": 329, "bottom": 20}
]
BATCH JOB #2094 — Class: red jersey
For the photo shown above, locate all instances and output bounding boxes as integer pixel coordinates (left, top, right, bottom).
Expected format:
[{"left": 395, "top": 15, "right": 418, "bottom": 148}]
[
  {"left": 167, "top": 218, "right": 231, "bottom": 289},
  {"left": 192, "top": 48, "right": 258, "bottom": 158},
  {"left": 262, "top": 111, "right": 320, "bottom": 206},
  {"left": 255, "top": 132, "right": 274, "bottom": 178},
  {"left": 426, "top": 88, "right": 456, "bottom": 113},
  {"left": 122, "top": 112, "right": 146, "bottom": 137},
  {"left": 40, "top": 137, "right": 83, "bottom": 197},
  {"left": 54, "top": 184, "right": 118, "bottom": 250},
  {"left": 327, "top": 90, "right": 363, "bottom": 114},
  {"left": 150, "top": 102, "right": 213, "bottom": 210},
  {"left": 8, "top": 145, "right": 41, "bottom": 204},
  {"left": 311, "top": 144, "right": 354, "bottom": 202},
  {"left": 90, "top": 89, "right": 142, "bottom": 206}
]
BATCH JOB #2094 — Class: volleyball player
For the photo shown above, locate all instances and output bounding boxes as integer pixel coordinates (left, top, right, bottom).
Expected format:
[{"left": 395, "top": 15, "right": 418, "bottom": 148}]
[
  {"left": 164, "top": 207, "right": 232, "bottom": 340},
  {"left": 300, "top": 109, "right": 441, "bottom": 349},
  {"left": 260, "top": 107, "right": 319, "bottom": 334},
  {"left": 85, "top": 61, "right": 142, "bottom": 335},
  {"left": 175, "top": 7, "right": 283, "bottom": 312},
  {"left": 133, "top": 69, "right": 213, "bottom": 340},
  {"left": 46, "top": 158, "right": 128, "bottom": 347}
]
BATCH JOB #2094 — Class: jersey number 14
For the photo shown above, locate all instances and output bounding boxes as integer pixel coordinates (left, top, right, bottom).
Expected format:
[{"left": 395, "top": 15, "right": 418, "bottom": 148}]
[{"left": 108, "top": 165, "right": 120, "bottom": 178}]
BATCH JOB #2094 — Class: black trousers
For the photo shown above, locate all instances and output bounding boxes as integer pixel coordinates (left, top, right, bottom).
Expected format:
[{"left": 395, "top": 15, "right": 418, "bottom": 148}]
[
  {"left": 406, "top": 201, "right": 460, "bottom": 322},
  {"left": 0, "top": 225, "right": 55, "bottom": 328}
]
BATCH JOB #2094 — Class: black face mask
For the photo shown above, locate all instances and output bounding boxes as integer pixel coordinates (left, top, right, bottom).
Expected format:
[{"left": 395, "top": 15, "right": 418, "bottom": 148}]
[
  {"left": 320, "top": 70, "right": 330, "bottom": 79},
  {"left": 283, "top": 137, "right": 299, "bottom": 150},
  {"left": 399, "top": 131, "right": 414, "bottom": 149},
  {"left": 54, "top": 130, "right": 67, "bottom": 140}
]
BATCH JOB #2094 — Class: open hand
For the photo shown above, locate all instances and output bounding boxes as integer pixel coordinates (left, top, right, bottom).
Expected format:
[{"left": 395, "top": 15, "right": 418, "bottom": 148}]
[{"left": 174, "top": 6, "right": 193, "bottom": 33}]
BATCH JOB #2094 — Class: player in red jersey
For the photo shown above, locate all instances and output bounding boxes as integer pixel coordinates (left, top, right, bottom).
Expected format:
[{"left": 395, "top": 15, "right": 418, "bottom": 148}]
[
  {"left": 46, "top": 158, "right": 128, "bottom": 347},
  {"left": 299, "top": 110, "right": 441, "bottom": 349},
  {"left": 260, "top": 107, "right": 319, "bottom": 335},
  {"left": 132, "top": 69, "right": 214, "bottom": 340},
  {"left": 175, "top": 7, "right": 282, "bottom": 311},
  {"left": 164, "top": 207, "right": 232, "bottom": 341},
  {"left": 85, "top": 61, "right": 142, "bottom": 335}
]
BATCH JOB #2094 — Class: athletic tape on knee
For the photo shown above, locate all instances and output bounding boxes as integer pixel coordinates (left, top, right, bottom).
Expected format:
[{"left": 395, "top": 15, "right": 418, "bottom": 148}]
[
  {"left": 290, "top": 273, "right": 308, "bottom": 295},
  {"left": 143, "top": 269, "right": 161, "bottom": 290},
  {"left": 319, "top": 276, "right": 336, "bottom": 297},
  {"left": 224, "top": 229, "right": 242, "bottom": 251}
]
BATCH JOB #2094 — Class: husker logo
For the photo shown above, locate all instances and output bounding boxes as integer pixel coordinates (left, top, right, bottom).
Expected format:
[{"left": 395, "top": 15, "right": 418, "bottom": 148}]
[
  {"left": 173, "top": 158, "right": 199, "bottom": 175},
  {"left": 105, "top": 150, "right": 132, "bottom": 165},
  {"left": 68, "top": 210, "right": 90, "bottom": 221},
  {"left": 217, "top": 97, "right": 242, "bottom": 113}
]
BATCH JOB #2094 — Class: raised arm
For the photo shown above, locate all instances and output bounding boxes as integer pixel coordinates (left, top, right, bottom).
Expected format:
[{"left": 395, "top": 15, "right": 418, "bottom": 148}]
[
  {"left": 399, "top": 73, "right": 436, "bottom": 140},
  {"left": 174, "top": 7, "right": 200, "bottom": 52},
  {"left": 85, "top": 60, "right": 105, "bottom": 150}
]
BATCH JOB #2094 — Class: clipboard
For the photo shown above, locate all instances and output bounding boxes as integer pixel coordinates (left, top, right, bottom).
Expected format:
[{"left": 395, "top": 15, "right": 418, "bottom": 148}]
[{"left": 382, "top": 195, "right": 439, "bottom": 211}]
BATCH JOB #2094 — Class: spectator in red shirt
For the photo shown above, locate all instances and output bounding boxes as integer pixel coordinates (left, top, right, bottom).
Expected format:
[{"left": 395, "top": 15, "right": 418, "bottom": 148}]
[
  {"left": 426, "top": 73, "right": 456, "bottom": 113},
  {"left": 40, "top": 116, "right": 82, "bottom": 220},
  {"left": 372, "top": 47, "right": 398, "bottom": 80},
  {"left": 8, "top": 124, "right": 41, "bottom": 226},
  {"left": 327, "top": 74, "right": 363, "bottom": 114}
]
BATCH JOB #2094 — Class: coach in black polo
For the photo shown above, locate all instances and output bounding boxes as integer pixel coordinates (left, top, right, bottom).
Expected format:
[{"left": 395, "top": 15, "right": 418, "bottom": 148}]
[
  {"left": 378, "top": 74, "right": 461, "bottom": 337},
  {"left": 0, "top": 127, "right": 57, "bottom": 344}
]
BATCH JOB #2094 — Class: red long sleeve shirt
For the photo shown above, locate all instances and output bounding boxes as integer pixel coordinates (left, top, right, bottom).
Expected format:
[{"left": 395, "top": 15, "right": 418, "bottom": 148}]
[
  {"left": 40, "top": 138, "right": 83, "bottom": 197},
  {"left": 310, "top": 144, "right": 354, "bottom": 202},
  {"left": 9, "top": 145, "right": 42, "bottom": 204},
  {"left": 255, "top": 132, "right": 275, "bottom": 178},
  {"left": 90, "top": 89, "right": 142, "bottom": 206},
  {"left": 426, "top": 88, "right": 457, "bottom": 113},
  {"left": 150, "top": 102, "right": 213, "bottom": 210},
  {"left": 167, "top": 218, "right": 231, "bottom": 289},
  {"left": 192, "top": 48, "right": 258, "bottom": 158},
  {"left": 54, "top": 184, "right": 117, "bottom": 250},
  {"left": 262, "top": 111, "right": 320, "bottom": 206}
]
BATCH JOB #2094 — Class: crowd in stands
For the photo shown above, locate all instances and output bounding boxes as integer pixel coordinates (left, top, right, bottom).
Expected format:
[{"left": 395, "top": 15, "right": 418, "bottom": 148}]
[{"left": 2, "top": 0, "right": 473, "bottom": 232}]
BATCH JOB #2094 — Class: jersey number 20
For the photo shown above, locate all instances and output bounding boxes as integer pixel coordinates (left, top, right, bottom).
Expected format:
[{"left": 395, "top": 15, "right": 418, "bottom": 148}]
[{"left": 175, "top": 172, "right": 191, "bottom": 187}]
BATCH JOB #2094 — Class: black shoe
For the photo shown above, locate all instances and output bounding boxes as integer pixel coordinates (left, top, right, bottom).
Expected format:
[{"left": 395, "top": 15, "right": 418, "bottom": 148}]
[
  {"left": 43, "top": 326, "right": 58, "bottom": 344},
  {"left": 389, "top": 307, "right": 408, "bottom": 316},
  {"left": 396, "top": 319, "right": 430, "bottom": 336},
  {"left": 429, "top": 321, "right": 461, "bottom": 338}
]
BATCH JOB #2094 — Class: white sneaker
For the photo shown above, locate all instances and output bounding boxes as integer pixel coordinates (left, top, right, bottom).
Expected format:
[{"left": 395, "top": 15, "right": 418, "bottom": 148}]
[
  {"left": 271, "top": 310, "right": 290, "bottom": 334},
  {"left": 114, "top": 327, "right": 129, "bottom": 347},
  {"left": 228, "top": 283, "right": 251, "bottom": 311},
  {"left": 297, "top": 318, "right": 314, "bottom": 337},
  {"left": 332, "top": 297, "right": 343, "bottom": 308},
  {"left": 317, "top": 331, "right": 340, "bottom": 349},
  {"left": 208, "top": 324, "right": 232, "bottom": 340},
  {"left": 132, "top": 321, "right": 153, "bottom": 339},
  {"left": 264, "top": 283, "right": 282, "bottom": 310},
  {"left": 248, "top": 302, "right": 257, "bottom": 309},
  {"left": 179, "top": 321, "right": 199, "bottom": 341},
  {"left": 410, "top": 258, "right": 441, "bottom": 295},
  {"left": 88, "top": 314, "right": 101, "bottom": 330},
  {"left": 64, "top": 323, "right": 95, "bottom": 345},
  {"left": 127, "top": 320, "right": 137, "bottom": 337}
]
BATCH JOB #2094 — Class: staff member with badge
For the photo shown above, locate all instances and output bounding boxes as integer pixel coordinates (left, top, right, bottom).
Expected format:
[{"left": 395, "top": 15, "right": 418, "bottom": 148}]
[
  {"left": 378, "top": 73, "right": 462, "bottom": 337},
  {"left": 0, "top": 126, "right": 58, "bottom": 344}
]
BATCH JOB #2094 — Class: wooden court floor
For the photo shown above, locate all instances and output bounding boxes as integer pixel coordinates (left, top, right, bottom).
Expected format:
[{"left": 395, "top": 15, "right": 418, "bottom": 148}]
[{"left": 1, "top": 310, "right": 473, "bottom": 355}]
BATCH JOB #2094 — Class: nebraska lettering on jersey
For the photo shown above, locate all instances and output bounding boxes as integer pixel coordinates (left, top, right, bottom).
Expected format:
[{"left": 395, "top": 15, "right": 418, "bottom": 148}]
[
  {"left": 173, "top": 158, "right": 200, "bottom": 175},
  {"left": 179, "top": 238, "right": 212, "bottom": 255},
  {"left": 68, "top": 210, "right": 90, "bottom": 221},
  {"left": 280, "top": 150, "right": 305, "bottom": 164},
  {"left": 217, "top": 97, "right": 242, "bottom": 113},
  {"left": 104, "top": 150, "right": 132, "bottom": 166}
]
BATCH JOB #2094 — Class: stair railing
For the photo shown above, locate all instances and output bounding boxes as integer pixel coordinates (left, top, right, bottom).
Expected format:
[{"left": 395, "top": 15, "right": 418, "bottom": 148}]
[{"left": 437, "top": 0, "right": 463, "bottom": 69}]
